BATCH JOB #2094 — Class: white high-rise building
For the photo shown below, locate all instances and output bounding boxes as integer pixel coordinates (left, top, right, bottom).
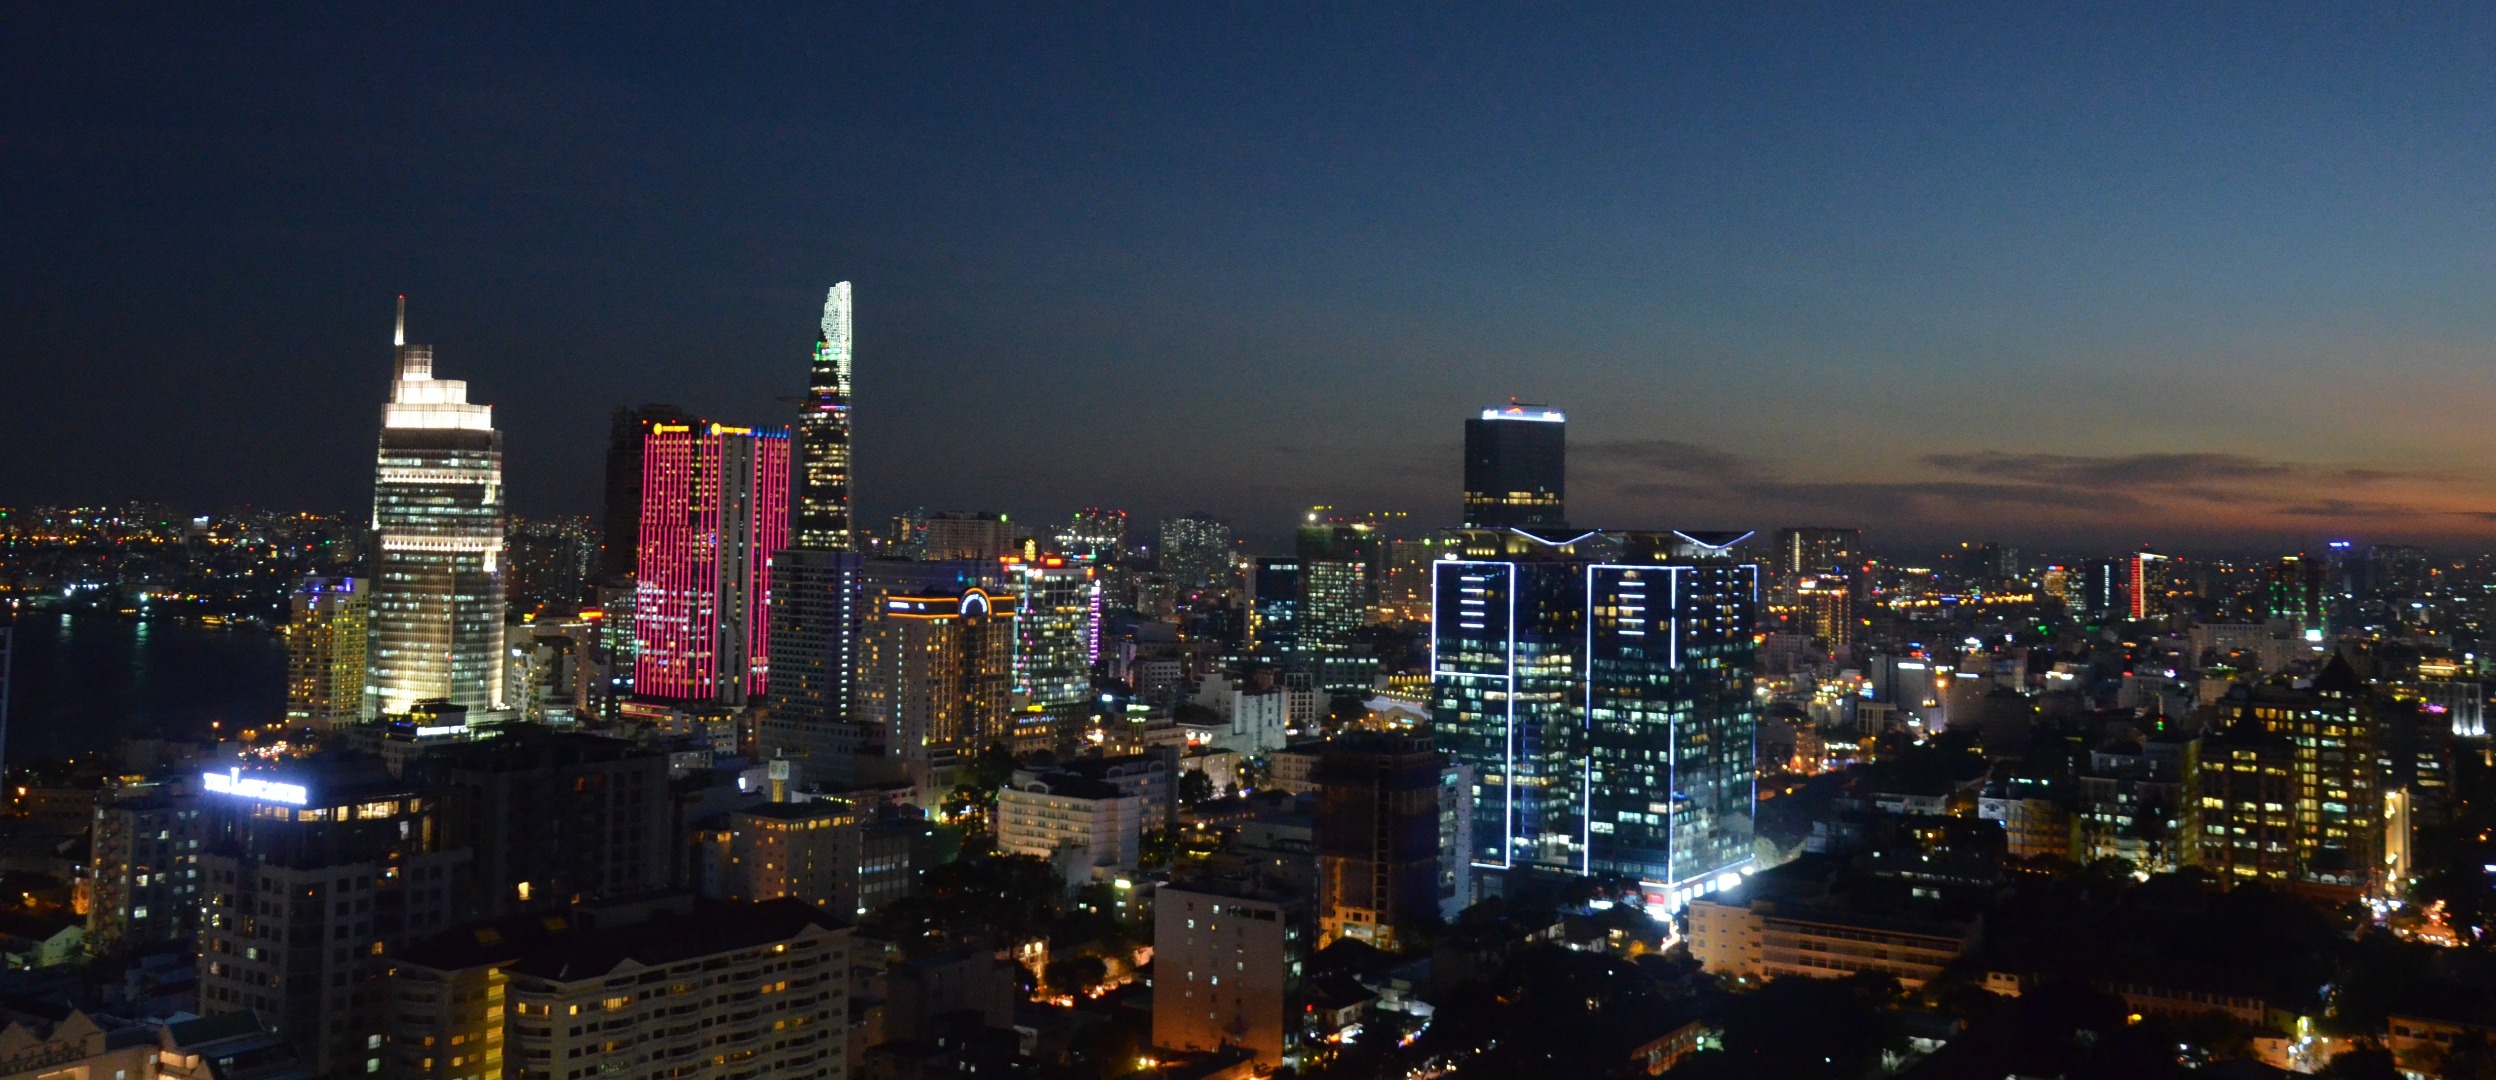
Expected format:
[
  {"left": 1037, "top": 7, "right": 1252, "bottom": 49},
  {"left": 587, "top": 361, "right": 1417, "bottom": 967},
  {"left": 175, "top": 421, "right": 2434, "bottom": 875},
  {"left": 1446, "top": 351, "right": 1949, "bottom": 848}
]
[{"left": 368, "top": 297, "right": 508, "bottom": 718}]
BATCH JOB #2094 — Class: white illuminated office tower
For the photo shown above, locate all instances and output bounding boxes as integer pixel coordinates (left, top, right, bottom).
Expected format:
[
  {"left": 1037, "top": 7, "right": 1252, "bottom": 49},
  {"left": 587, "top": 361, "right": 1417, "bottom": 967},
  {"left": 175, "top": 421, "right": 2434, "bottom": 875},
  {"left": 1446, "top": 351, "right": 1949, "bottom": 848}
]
[{"left": 367, "top": 298, "right": 508, "bottom": 718}]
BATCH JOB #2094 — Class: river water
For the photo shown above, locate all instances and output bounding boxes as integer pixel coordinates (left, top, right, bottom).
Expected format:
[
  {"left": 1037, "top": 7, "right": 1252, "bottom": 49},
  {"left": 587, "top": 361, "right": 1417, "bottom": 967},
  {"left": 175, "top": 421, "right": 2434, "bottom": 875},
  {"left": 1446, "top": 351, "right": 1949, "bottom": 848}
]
[{"left": 3, "top": 614, "right": 286, "bottom": 764}]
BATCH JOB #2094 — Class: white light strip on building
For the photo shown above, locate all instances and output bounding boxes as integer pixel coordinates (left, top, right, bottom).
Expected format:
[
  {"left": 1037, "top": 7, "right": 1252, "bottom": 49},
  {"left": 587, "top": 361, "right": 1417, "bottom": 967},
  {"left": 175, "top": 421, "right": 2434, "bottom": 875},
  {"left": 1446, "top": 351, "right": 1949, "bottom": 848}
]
[
  {"left": 380, "top": 534, "right": 501, "bottom": 553},
  {"left": 376, "top": 467, "right": 496, "bottom": 485},
  {"left": 202, "top": 768, "right": 308, "bottom": 806}
]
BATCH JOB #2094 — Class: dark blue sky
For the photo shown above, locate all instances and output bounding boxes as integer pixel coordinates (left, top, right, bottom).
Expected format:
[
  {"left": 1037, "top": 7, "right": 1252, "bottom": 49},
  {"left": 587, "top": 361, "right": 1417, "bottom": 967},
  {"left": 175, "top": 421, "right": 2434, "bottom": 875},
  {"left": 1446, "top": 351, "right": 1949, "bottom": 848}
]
[{"left": 10, "top": 5, "right": 2496, "bottom": 550}]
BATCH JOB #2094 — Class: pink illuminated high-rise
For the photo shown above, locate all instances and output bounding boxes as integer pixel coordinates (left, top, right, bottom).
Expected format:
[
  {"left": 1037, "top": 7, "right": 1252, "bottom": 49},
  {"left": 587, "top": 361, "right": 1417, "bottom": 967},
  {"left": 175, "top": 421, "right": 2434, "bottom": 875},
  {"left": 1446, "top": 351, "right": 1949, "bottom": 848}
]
[{"left": 633, "top": 422, "right": 792, "bottom": 705}]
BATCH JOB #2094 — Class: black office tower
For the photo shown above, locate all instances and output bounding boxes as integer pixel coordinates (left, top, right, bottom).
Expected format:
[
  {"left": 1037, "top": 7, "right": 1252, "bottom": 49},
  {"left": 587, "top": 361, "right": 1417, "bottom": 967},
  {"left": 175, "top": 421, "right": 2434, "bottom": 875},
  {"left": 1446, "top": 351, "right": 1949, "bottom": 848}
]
[
  {"left": 598, "top": 403, "right": 692, "bottom": 582},
  {"left": 1462, "top": 402, "right": 1567, "bottom": 529}
]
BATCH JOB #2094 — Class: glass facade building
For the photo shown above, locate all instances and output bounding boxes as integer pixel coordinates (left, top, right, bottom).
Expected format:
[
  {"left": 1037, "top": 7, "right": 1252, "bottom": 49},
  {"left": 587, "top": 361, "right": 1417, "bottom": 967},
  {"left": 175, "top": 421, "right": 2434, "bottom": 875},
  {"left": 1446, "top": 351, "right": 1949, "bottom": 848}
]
[
  {"left": 1430, "top": 528, "right": 1759, "bottom": 907},
  {"left": 1250, "top": 556, "right": 1302, "bottom": 653},
  {"left": 368, "top": 300, "right": 508, "bottom": 718},
  {"left": 766, "top": 284, "right": 864, "bottom": 782},
  {"left": 1462, "top": 404, "right": 1567, "bottom": 529},
  {"left": 1010, "top": 556, "right": 1100, "bottom": 752}
]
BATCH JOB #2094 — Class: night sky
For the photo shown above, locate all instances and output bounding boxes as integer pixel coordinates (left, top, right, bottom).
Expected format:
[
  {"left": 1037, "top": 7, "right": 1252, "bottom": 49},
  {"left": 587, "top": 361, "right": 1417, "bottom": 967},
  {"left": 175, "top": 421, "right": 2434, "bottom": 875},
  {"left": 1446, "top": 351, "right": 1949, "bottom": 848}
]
[{"left": 11, "top": 5, "right": 2496, "bottom": 551}]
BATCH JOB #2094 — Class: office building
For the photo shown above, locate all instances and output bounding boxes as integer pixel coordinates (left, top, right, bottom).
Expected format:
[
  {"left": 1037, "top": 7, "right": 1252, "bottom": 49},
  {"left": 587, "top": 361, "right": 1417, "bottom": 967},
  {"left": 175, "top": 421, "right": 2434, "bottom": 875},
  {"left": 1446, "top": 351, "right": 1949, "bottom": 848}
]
[
  {"left": 1055, "top": 507, "right": 1128, "bottom": 562},
  {"left": 1954, "top": 540, "right": 2017, "bottom": 583},
  {"left": 765, "top": 286, "right": 865, "bottom": 782},
  {"left": 1431, "top": 528, "right": 1759, "bottom": 908},
  {"left": 86, "top": 788, "right": 204, "bottom": 956},
  {"left": 885, "top": 508, "right": 929, "bottom": 559},
  {"left": 197, "top": 757, "right": 472, "bottom": 1076},
  {"left": 385, "top": 896, "right": 850, "bottom": 1080},
  {"left": 1793, "top": 574, "right": 1854, "bottom": 647},
  {"left": 2264, "top": 554, "right": 2326, "bottom": 625},
  {"left": 632, "top": 421, "right": 792, "bottom": 706},
  {"left": 2128, "top": 549, "right": 2167, "bottom": 621},
  {"left": 2196, "top": 721, "right": 2299, "bottom": 885},
  {"left": 796, "top": 283, "right": 855, "bottom": 551},
  {"left": 1769, "top": 527, "right": 1860, "bottom": 581},
  {"left": 2212, "top": 656, "right": 2379, "bottom": 892},
  {"left": 505, "top": 516, "right": 597, "bottom": 617},
  {"left": 1382, "top": 536, "right": 1458, "bottom": 625},
  {"left": 1152, "top": 880, "right": 1309, "bottom": 1069},
  {"left": 1249, "top": 557, "right": 1301, "bottom": 653},
  {"left": 921, "top": 511, "right": 1016, "bottom": 561},
  {"left": 2082, "top": 558, "right": 2124, "bottom": 619},
  {"left": 856, "top": 561, "right": 1018, "bottom": 794},
  {"left": 760, "top": 549, "right": 866, "bottom": 778},
  {"left": 1461, "top": 402, "right": 1566, "bottom": 529},
  {"left": 1157, "top": 516, "right": 1233, "bottom": 591},
  {"left": 419, "top": 731, "right": 673, "bottom": 916},
  {"left": 2075, "top": 734, "right": 2200, "bottom": 874},
  {"left": 368, "top": 298, "right": 508, "bottom": 718},
  {"left": 1300, "top": 559, "right": 1369, "bottom": 651},
  {"left": 1011, "top": 555, "right": 1100, "bottom": 752},
  {"left": 285, "top": 575, "right": 368, "bottom": 727},
  {"left": 599, "top": 404, "right": 696, "bottom": 583},
  {"left": 1315, "top": 733, "right": 1440, "bottom": 952}
]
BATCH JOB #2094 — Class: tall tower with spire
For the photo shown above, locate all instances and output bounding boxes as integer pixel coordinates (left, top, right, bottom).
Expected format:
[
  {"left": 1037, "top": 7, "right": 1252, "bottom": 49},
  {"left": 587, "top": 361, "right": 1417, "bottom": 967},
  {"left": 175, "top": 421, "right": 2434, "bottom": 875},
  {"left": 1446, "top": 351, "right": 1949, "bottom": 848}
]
[
  {"left": 764, "top": 283, "right": 867, "bottom": 782},
  {"left": 367, "top": 297, "right": 508, "bottom": 719},
  {"left": 795, "top": 282, "right": 854, "bottom": 550}
]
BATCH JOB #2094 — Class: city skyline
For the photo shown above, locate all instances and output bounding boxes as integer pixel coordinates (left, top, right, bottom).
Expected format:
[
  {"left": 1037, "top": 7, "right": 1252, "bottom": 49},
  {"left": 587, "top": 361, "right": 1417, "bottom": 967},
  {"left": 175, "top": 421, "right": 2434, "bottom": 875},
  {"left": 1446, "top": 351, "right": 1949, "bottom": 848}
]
[
  {"left": 11, "top": 11, "right": 2496, "bottom": 1076},
  {"left": 13, "top": 9, "right": 2496, "bottom": 548}
]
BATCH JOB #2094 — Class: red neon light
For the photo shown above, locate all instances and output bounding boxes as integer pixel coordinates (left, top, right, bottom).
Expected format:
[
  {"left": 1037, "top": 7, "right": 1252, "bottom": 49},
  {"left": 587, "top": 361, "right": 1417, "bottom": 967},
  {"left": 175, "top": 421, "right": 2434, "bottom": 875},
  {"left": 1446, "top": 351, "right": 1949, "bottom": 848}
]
[{"left": 634, "top": 426, "right": 791, "bottom": 702}]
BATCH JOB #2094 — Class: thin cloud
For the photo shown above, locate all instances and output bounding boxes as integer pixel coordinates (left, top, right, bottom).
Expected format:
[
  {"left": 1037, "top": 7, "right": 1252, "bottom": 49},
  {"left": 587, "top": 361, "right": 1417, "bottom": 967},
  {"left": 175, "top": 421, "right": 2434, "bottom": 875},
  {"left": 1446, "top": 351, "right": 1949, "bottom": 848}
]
[
  {"left": 1578, "top": 439, "right": 2496, "bottom": 544},
  {"left": 1924, "top": 451, "right": 2293, "bottom": 488},
  {"left": 1576, "top": 438, "right": 1764, "bottom": 480}
]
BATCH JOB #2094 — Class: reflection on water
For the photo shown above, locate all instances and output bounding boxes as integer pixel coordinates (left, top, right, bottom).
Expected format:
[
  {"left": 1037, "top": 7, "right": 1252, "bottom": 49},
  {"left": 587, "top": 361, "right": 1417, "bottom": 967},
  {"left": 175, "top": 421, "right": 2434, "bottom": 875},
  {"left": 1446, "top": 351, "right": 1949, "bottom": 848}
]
[{"left": 6, "top": 614, "right": 286, "bottom": 763}]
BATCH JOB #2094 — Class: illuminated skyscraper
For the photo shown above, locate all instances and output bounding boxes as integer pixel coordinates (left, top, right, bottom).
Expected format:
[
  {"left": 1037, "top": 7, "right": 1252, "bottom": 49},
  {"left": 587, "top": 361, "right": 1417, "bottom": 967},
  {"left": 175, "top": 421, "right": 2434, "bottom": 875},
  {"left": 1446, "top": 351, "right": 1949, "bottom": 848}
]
[
  {"left": 1010, "top": 555, "right": 1099, "bottom": 752},
  {"left": 1462, "top": 402, "right": 1566, "bottom": 529},
  {"left": 796, "top": 283, "right": 855, "bottom": 551},
  {"left": 2128, "top": 549, "right": 2167, "bottom": 620},
  {"left": 768, "top": 285, "right": 865, "bottom": 778},
  {"left": 368, "top": 298, "right": 508, "bottom": 718},
  {"left": 1301, "top": 559, "right": 1369, "bottom": 650},
  {"left": 284, "top": 576, "right": 367, "bottom": 727},
  {"left": 632, "top": 421, "right": 792, "bottom": 705},
  {"left": 1431, "top": 528, "right": 1758, "bottom": 909},
  {"left": 1793, "top": 574, "right": 1853, "bottom": 647},
  {"left": 1297, "top": 513, "right": 1386, "bottom": 642},
  {"left": 856, "top": 561, "right": 1019, "bottom": 796}
]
